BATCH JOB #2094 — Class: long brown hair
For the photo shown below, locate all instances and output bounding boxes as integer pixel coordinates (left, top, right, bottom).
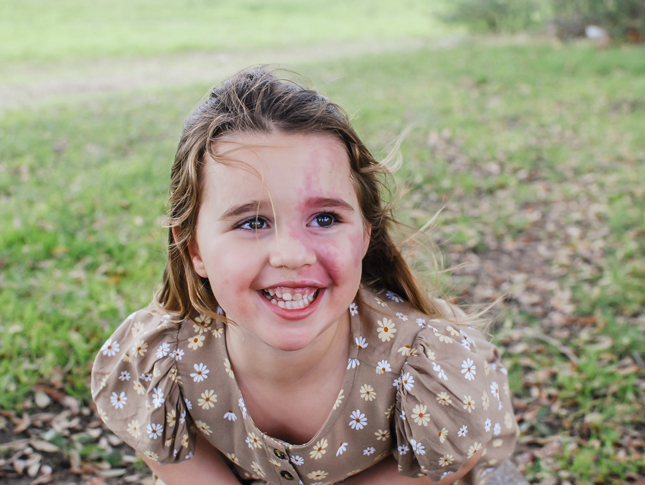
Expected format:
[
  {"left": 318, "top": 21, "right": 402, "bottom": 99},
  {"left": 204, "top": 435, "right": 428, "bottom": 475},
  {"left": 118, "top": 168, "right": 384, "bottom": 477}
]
[{"left": 157, "top": 68, "right": 450, "bottom": 322}]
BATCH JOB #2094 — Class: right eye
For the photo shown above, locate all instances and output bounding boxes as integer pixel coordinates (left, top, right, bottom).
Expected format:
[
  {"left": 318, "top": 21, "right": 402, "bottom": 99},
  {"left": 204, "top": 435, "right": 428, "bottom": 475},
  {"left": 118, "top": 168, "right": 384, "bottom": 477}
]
[{"left": 237, "top": 217, "right": 268, "bottom": 231}]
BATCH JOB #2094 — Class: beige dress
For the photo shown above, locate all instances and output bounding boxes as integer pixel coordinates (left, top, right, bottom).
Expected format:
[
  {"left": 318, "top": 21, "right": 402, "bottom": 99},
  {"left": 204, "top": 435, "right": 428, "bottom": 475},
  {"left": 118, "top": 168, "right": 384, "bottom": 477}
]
[{"left": 91, "top": 288, "right": 518, "bottom": 484}]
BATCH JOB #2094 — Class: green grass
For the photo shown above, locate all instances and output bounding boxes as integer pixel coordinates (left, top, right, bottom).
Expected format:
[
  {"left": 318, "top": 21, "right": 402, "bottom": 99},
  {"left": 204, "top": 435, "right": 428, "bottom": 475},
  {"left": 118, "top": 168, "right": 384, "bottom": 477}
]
[
  {"left": 1, "top": 30, "right": 644, "bottom": 484},
  {"left": 0, "top": 0, "right": 454, "bottom": 63}
]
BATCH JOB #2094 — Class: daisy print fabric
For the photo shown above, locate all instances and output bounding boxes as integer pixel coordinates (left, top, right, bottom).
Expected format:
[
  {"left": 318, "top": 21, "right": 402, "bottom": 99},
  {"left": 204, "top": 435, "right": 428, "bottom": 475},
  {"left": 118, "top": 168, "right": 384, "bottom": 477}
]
[{"left": 91, "top": 288, "right": 517, "bottom": 485}]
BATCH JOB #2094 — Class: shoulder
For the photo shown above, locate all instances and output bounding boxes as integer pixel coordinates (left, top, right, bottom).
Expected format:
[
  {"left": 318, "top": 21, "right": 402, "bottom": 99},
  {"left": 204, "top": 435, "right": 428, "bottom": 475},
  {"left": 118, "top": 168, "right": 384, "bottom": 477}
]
[
  {"left": 90, "top": 306, "right": 197, "bottom": 464},
  {"left": 91, "top": 305, "right": 181, "bottom": 382},
  {"left": 354, "top": 288, "right": 491, "bottom": 369}
]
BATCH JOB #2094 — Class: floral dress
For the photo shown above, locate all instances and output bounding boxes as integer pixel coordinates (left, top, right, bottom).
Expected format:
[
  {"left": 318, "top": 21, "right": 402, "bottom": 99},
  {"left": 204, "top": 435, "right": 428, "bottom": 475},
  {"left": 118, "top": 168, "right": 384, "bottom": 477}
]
[{"left": 91, "top": 288, "right": 518, "bottom": 484}]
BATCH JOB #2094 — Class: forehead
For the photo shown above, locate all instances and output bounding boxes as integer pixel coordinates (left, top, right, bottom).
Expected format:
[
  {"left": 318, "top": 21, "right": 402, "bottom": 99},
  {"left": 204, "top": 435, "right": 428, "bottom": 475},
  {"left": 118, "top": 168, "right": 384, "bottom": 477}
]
[{"left": 201, "top": 131, "right": 358, "bottom": 208}]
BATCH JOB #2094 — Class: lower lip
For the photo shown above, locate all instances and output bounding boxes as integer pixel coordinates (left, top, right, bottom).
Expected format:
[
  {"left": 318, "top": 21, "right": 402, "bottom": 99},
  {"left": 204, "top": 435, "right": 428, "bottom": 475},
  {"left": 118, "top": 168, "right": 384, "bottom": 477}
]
[{"left": 257, "top": 289, "right": 325, "bottom": 321}]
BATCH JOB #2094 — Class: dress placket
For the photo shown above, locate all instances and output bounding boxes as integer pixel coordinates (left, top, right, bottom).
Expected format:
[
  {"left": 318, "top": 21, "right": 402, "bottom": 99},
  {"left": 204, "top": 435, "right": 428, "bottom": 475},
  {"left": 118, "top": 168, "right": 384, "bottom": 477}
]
[{"left": 262, "top": 435, "right": 299, "bottom": 483}]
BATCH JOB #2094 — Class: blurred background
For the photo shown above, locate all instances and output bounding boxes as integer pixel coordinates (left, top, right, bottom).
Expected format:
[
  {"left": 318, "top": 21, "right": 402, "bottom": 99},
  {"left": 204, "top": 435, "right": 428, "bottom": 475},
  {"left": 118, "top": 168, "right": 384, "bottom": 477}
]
[{"left": 0, "top": 1, "right": 644, "bottom": 484}]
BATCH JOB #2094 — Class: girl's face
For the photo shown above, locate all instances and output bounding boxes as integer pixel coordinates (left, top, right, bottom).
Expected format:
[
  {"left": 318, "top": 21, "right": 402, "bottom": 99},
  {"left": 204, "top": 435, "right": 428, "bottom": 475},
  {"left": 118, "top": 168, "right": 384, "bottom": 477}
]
[{"left": 188, "top": 131, "right": 370, "bottom": 351}]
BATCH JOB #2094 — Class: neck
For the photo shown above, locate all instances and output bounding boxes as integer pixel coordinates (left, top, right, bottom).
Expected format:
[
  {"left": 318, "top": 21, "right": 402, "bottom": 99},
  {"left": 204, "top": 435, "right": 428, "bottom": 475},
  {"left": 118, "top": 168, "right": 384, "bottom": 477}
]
[{"left": 225, "top": 312, "right": 351, "bottom": 390}]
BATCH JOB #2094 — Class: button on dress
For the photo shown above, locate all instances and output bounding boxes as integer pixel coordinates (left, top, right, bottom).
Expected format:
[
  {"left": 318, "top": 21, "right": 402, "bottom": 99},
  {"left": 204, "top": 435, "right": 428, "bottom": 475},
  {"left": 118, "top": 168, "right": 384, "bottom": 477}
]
[{"left": 91, "top": 288, "right": 518, "bottom": 484}]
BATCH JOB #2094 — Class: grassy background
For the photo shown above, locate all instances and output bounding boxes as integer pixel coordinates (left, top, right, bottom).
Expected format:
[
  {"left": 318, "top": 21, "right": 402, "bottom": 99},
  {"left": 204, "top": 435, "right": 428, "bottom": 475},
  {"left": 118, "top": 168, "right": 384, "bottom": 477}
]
[
  {"left": 1, "top": 2, "right": 644, "bottom": 484},
  {"left": 0, "top": 0, "right": 453, "bottom": 63}
]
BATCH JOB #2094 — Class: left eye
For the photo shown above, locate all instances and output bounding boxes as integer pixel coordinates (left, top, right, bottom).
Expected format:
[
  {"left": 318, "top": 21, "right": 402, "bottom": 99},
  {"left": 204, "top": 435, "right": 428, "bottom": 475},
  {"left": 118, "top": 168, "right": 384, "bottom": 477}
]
[{"left": 310, "top": 212, "right": 338, "bottom": 227}]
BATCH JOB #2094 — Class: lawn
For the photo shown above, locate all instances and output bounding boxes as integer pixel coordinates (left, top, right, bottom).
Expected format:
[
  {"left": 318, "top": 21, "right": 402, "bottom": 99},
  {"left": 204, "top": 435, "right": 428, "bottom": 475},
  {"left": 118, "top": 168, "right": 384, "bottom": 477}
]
[{"left": 1, "top": 3, "right": 644, "bottom": 484}]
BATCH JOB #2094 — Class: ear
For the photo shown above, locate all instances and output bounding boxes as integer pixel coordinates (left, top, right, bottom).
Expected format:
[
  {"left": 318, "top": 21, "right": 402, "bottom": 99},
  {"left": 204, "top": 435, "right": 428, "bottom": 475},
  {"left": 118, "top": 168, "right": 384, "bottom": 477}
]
[{"left": 172, "top": 227, "right": 208, "bottom": 278}]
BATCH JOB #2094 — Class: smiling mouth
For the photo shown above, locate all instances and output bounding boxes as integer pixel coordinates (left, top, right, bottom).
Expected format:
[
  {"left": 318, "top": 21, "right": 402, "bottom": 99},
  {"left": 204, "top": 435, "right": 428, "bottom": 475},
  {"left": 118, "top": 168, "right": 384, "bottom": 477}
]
[{"left": 260, "top": 287, "right": 320, "bottom": 310}]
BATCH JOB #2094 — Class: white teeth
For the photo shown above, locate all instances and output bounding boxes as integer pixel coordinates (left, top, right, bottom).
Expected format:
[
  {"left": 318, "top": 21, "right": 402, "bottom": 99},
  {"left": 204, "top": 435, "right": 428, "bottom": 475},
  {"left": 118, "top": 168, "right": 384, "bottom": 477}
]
[
  {"left": 264, "top": 289, "right": 319, "bottom": 310},
  {"left": 276, "top": 289, "right": 283, "bottom": 298}
]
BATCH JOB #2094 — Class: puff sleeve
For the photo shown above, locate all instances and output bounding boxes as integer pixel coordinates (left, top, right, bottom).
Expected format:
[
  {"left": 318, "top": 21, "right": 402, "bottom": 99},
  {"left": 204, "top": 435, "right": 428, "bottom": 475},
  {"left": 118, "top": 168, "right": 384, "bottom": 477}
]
[
  {"left": 393, "top": 320, "right": 518, "bottom": 483},
  {"left": 91, "top": 309, "right": 196, "bottom": 465}
]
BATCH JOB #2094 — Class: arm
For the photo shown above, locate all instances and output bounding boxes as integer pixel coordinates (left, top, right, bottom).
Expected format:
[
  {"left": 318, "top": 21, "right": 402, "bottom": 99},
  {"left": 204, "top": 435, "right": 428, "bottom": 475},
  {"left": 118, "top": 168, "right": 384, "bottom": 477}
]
[
  {"left": 341, "top": 450, "right": 482, "bottom": 485},
  {"left": 138, "top": 434, "right": 241, "bottom": 485}
]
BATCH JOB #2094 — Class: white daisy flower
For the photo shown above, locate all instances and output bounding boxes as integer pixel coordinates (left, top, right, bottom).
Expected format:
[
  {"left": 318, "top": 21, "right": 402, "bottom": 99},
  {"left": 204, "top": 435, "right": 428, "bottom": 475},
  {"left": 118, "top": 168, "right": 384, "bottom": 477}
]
[
  {"left": 360, "top": 384, "right": 376, "bottom": 401},
  {"left": 310, "top": 438, "right": 328, "bottom": 459},
  {"left": 439, "top": 454, "right": 454, "bottom": 467},
  {"left": 416, "top": 318, "right": 426, "bottom": 328},
  {"left": 132, "top": 339, "right": 148, "bottom": 356},
  {"left": 375, "top": 429, "right": 390, "bottom": 441},
  {"left": 436, "top": 392, "right": 452, "bottom": 405},
  {"left": 139, "top": 372, "right": 152, "bottom": 382},
  {"left": 398, "top": 444, "right": 409, "bottom": 455},
  {"left": 411, "top": 404, "right": 430, "bottom": 426},
  {"left": 461, "top": 358, "right": 476, "bottom": 381},
  {"left": 399, "top": 372, "right": 414, "bottom": 392},
  {"left": 400, "top": 410, "right": 406, "bottom": 420},
  {"left": 458, "top": 425, "right": 468, "bottom": 437},
  {"left": 171, "top": 348, "right": 184, "bottom": 361},
  {"left": 179, "top": 410, "right": 186, "bottom": 424},
  {"left": 493, "top": 422, "right": 501, "bottom": 436},
  {"left": 246, "top": 432, "right": 262, "bottom": 449},
  {"left": 490, "top": 382, "right": 500, "bottom": 399},
  {"left": 376, "top": 360, "right": 391, "bottom": 374},
  {"left": 223, "top": 410, "right": 237, "bottom": 421},
  {"left": 238, "top": 397, "right": 247, "bottom": 418},
  {"left": 333, "top": 389, "right": 344, "bottom": 410},
  {"left": 432, "top": 362, "right": 448, "bottom": 381},
  {"left": 190, "top": 363, "right": 209, "bottom": 382},
  {"left": 396, "top": 312, "right": 408, "bottom": 321},
  {"left": 291, "top": 454, "right": 305, "bottom": 465},
  {"left": 438, "top": 427, "right": 448, "bottom": 443},
  {"left": 410, "top": 439, "right": 425, "bottom": 455},
  {"left": 152, "top": 387, "right": 165, "bottom": 408},
  {"left": 119, "top": 371, "right": 131, "bottom": 381},
  {"left": 349, "top": 409, "right": 367, "bottom": 430},
  {"left": 485, "top": 418, "right": 492, "bottom": 432},
  {"left": 468, "top": 442, "right": 483, "bottom": 458},
  {"left": 101, "top": 338, "right": 119, "bottom": 357},
  {"left": 330, "top": 441, "right": 346, "bottom": 459},
  {"left": 127, "top": 420, "right": 140, "bottom": 437},
  {"left": 110, "top": 391, "right": 126, "bottom": 409},
  {"left": 198, "top": 390, "right": 217, "bottom": 409},
  {"left": 363, "top": 446, "right": 376, "bottom": 456},
  {"left": 185, "top": 451, "right": 193, "bottom": 460},
  {"left": 349, "top": 302, "right": 358, "bottom": 316},
  {"left": 463, "top": 395, "right": 475, "bottom": 412},
  {"left": 377, "top": 318, "right": 396, "bottom": 342},
  {"left": 307, "top": 470, "right": 328, "bottom": 480},
  {"left": 386, "top": 291, "right": 403, "bottom": 302},
  {"left": 347, "top": 358, "right": 360, "bottom": 369},
  {"left": 461, "top": 338, "right": 471, "bottom": 350},
  {"left": 147, "top": 422, "right": 163, "bottom": 439},
  {"left": 482, "top": 391, "right": 490, "bottom": 410},
  {"left": 184, "top": 397, "right": 192, "bottom": 410},
  {"left": 156, "top": 342, "right": 170, "bottom": 358},
  {"left": 355, "top": 336, "right": 368, "bottom": 349}
]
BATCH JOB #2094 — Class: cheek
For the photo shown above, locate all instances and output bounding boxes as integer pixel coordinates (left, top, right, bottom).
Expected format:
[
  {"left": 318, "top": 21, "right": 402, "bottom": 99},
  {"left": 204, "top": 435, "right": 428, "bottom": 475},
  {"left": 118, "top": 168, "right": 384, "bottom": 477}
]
[{"left": 317, "top": 230, "right": 366, "bottom": 283}]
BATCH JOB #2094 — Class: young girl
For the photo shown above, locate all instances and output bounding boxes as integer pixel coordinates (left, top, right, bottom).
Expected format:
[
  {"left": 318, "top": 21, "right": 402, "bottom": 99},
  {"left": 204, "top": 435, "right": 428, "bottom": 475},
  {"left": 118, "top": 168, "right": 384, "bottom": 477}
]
[{"left": 91, "top": 69, "right": 518, "bottom": 485}]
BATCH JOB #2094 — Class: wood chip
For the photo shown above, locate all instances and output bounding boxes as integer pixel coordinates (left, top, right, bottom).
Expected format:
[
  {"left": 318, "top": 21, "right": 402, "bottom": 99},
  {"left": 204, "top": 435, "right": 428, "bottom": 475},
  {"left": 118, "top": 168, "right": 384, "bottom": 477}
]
[
  {"left": 30, "top": 476, "right": 53, "bottom": 485},
  {"left": 34, "top": 391, "right": 51, "bottom": 409},
  {"left": 29, "top": 440, "right": 60, "bottom": 453},
  {"left": 97, "top": 468, "right": 127, "bottom": 478}
]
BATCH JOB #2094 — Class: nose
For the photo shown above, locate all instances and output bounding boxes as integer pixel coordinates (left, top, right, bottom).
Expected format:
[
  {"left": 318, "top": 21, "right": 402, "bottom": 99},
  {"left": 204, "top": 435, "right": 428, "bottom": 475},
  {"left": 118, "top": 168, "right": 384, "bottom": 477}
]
[{"left": 268, "top": 226, "right": 316, "bottom": 269}]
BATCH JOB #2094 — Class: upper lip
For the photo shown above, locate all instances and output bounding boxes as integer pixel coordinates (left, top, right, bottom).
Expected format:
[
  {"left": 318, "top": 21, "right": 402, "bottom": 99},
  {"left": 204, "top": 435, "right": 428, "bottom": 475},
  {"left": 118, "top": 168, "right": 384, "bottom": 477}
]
[{"left": 259, "top": 281, "right": 326, "bottom": 289}]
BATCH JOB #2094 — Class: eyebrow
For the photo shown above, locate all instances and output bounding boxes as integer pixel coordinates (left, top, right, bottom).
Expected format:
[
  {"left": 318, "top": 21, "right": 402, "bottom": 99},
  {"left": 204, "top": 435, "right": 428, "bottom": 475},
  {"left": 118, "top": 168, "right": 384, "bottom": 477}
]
[
  {"left": 219, "top": 197, "right": 354, "bottom": 220},
  {"left": 219, "top": 201, "right": 266, "bottom": 220},
  {"left": 306, "top": 197, "right": 355, "bottom": 212}
]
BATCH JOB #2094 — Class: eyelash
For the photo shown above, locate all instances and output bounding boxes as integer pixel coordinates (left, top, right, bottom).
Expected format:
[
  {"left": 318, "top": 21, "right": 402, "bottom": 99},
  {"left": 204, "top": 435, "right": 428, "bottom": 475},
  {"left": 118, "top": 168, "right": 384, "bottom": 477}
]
[{"left": 235, "top": 211, "right": 342, "bottom": 231}]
